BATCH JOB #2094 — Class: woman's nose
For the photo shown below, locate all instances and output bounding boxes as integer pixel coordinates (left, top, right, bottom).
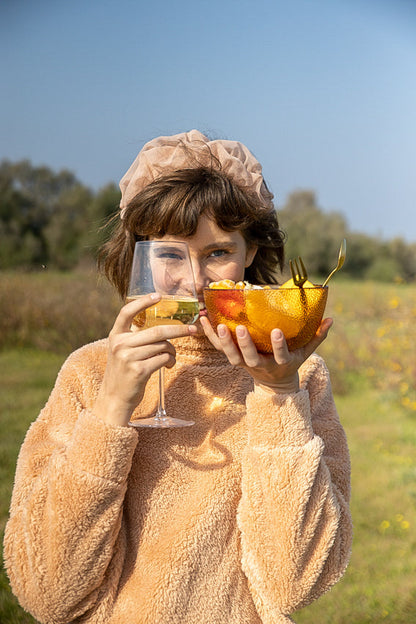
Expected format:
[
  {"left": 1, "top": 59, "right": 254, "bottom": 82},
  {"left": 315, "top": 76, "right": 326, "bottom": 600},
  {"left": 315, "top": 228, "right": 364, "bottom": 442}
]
[{"left": 190, "top": 261, "right": 210, "bottom": 293}]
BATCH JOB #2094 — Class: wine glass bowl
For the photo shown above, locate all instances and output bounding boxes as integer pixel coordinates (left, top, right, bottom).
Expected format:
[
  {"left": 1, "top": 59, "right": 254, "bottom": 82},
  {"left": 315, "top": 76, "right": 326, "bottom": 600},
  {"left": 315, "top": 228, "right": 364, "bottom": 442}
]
[
  {"left": 130, "top": 297, "right": 199, "bottom": 329},
  {"left": 127, "top": 241, "right": 198, "bottom": 428},
  {"left": 203, "top": 285, "right": 328, "bottom": 352}
]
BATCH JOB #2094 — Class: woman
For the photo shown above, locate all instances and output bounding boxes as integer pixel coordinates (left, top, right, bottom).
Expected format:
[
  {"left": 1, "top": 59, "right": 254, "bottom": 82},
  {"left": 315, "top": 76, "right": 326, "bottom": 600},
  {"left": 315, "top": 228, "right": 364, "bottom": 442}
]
[{"left": 4, "top": 130, "right": 352, "bottom": 624}]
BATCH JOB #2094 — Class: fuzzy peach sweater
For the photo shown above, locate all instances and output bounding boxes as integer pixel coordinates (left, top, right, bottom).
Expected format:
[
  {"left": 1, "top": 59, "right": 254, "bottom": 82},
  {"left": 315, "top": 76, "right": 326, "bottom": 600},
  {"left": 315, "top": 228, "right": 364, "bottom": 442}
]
[{"left": 4, "top": 336, "right": 352, "bottom": 624}]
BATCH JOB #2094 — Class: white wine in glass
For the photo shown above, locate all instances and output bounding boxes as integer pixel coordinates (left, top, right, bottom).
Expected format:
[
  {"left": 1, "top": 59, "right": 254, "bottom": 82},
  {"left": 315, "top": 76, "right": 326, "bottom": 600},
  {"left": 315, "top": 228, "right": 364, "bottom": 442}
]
[
  {"left": 126, "top": 295, "right": 200, "bottom": 329},
  {"left": 127, "top": 241, "right": 199, "bottom": 428}
]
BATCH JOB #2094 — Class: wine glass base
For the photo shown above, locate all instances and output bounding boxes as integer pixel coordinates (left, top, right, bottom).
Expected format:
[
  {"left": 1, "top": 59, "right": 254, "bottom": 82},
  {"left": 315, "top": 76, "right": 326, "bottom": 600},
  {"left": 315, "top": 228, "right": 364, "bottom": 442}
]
[{"left": 129, "top": 417, "right": 195, "bottom": 428}]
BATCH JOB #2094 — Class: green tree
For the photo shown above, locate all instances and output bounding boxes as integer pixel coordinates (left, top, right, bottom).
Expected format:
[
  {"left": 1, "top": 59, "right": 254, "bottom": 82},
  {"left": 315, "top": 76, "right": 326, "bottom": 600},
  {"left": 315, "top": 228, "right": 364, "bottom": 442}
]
[
  {"left": 365, "top": 256, "right": 402, "bottom": 281},
  {"left": 45, "top": 185, "right": 93, "bottom": 269},
  {"left": 387, "top": 237, "right": 416, "bottom": 281},
  {"left": 2, "top": 158, "right": 416, "bottom": 282},
  {"left": 0, "top": 159, "right": 92, "bottom": 269},
  {"left": 341, "top": 232, "right": 381, "bottom": 279},
  {"left": 277, "top": 191, "right": 348, "bottom": 277},
  {"left": 82, "top": 183, "right": 121, "bottom": 259}
]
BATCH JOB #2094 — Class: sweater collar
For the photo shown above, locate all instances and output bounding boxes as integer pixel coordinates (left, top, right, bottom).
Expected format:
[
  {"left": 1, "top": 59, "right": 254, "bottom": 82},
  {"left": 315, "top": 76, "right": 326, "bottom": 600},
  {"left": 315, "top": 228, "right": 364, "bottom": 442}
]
[{"left": 171, "top": 335, "right": 228, "bottom": 364}]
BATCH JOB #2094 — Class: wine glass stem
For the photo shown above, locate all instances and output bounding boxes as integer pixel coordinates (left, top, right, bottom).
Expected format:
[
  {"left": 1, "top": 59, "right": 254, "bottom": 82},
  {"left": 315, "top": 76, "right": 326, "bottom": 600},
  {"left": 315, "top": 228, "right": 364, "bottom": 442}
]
[{"left": 155, "top": 368, "right": 168, "bottom": 422}]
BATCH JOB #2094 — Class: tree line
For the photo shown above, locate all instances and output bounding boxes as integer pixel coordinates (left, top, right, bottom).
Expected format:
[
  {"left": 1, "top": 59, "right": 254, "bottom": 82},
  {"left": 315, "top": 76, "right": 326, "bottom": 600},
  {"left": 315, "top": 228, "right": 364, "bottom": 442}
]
[{"left": 1, "top": 159, "right": 415, "bottom": 282}]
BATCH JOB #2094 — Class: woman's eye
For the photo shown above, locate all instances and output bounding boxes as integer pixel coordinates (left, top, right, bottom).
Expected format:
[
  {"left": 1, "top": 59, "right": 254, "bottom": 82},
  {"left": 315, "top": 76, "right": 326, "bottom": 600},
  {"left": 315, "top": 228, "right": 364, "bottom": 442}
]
[
  {"left": 209, "top": 249, "right": 229, "bottom": 258},
  {"left": 157, "top": 253, "right": 183, "bottom": 260}
]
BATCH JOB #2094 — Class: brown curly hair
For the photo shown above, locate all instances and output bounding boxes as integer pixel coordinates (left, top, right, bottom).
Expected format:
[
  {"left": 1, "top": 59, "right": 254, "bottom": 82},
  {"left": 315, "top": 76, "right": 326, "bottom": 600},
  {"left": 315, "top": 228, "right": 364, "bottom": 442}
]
[{"left": 98, "top": 167, "right": 285, "bottom": 298}]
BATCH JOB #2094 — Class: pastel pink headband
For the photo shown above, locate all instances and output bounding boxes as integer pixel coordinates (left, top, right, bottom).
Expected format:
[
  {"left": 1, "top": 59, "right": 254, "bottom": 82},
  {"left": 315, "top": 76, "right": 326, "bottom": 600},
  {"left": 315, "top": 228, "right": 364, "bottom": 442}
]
[{"left": 119, "top": 129, "right": 273, "bottom": 218}]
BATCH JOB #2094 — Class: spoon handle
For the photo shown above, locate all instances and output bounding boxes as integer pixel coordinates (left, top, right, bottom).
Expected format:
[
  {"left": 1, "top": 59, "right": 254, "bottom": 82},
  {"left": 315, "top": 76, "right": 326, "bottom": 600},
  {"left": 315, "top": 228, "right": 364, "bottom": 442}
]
[{"left": 322, "top": 239, "right": 347, "bottom": 287}]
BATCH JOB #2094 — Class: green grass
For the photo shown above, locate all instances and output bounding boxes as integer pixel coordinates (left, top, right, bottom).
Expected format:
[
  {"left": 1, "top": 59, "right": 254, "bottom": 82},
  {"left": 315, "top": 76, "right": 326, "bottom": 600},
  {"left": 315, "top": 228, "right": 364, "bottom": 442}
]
[
  {"left": 294, "top": 380, "right": 416, "bottom": 623},
  {"left": 0, "top": 349, "right": 64, "bottom": 624},
  {"left": 1, "top": 275, "right": 415, "bottom": 622}
]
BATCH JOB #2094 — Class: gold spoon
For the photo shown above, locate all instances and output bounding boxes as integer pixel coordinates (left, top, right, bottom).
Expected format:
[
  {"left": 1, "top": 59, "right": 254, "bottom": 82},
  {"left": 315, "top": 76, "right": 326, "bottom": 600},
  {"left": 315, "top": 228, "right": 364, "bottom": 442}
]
[{"left": 322, "top": 239, "right": 347, "bottom": 287}]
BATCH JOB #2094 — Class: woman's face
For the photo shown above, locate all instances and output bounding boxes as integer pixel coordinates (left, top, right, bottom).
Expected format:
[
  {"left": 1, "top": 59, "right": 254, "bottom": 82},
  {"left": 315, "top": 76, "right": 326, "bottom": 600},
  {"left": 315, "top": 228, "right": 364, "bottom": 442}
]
[{"left": 153, "top": 214, "right": 257, "bottom": 316}]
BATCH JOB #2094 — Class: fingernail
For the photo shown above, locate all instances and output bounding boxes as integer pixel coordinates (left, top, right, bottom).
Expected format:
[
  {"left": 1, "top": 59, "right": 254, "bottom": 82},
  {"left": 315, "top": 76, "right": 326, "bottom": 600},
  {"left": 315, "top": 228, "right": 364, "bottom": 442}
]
[
  {"left": 188, "top": 325, "right": 198, "bottom": 334},
  {"left": 218, "top": 325, "right": 227, "bottom": 337},
  {"left": 236, "top": 326, "right": 246, "bottom": 338},
  {"left": 271, "top": 329, "right": 283, "bottom": 342},
  {"left": 150, "top": 292, "right": 160, "bottom": 300}
]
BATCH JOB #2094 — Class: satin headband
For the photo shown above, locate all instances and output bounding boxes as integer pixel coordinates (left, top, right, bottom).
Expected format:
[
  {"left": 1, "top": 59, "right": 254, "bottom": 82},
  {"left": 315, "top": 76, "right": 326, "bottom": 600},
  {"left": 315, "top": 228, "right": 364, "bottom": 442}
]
[{"left": 119, "top": 129, "right": 273, "bottom": 218}]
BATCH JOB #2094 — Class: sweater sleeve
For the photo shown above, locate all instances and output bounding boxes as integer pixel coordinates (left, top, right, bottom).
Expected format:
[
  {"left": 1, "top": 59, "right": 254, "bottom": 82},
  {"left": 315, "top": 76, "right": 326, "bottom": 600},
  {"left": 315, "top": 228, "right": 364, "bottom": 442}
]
[
  {"left": 238, "top": 355, "right": 352, "bottom": 623},
  {"left": 3, "top": 346, "right": 138, "bottom": 624}
]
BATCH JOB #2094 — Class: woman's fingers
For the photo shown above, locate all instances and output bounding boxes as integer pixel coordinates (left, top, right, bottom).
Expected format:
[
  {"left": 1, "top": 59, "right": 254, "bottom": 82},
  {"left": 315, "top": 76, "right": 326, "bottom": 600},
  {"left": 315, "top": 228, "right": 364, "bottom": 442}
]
[
  {"left": 270, "top": 329, "right": 292, "bottom": 365},
  {"left": 111, "top": 323, "right": 197, "bottom": 351},
  {"left": 234, "top": 326, "right": 262, "bottom": 367},
  {"left": 200, "top": 317, "right": 241, "bottom": 364},
  {"left": 200, "top": 317, "right": 260, "bottom": 367},
  {"left": 114, "top": 339, "right": 176, "bottom": 362},
  {"left": 301, "top": 317, "right": 333, "bottom": 360},
  {"left": 111, "top": 294, "right": 198, "bottom": 341},
  {"left": 111, "top": 293, "right": 161, "bottom": 334},
  {"left": 217, "top": 325, "right": 247, "bottom": 366},
  {"left": 199, "top": 316, "right": 223, "bottom": 349},
  {"left": 201, "top": 315, "right": 334, "bottom": 395},
  {"left": 129, "top": 350, "right": 178, "bottom": 376}
]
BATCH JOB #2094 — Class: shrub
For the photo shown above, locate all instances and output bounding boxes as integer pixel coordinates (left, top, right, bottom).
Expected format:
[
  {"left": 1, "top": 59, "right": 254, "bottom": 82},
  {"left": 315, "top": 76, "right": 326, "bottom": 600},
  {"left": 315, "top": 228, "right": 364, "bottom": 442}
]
[{"left": 0, "top": 269, "right": 121, "bottom": 354}]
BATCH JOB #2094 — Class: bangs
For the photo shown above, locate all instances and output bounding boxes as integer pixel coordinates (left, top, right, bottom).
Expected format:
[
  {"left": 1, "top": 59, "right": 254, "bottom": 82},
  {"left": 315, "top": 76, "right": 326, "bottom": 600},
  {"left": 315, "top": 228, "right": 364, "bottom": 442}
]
[{"left": 122, "top": 168, "right": 257, "bottom": 240}]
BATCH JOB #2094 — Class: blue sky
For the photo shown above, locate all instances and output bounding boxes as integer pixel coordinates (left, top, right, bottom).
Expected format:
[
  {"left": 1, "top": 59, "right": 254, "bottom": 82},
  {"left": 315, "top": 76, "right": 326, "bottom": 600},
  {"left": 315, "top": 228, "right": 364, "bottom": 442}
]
[{"left": 1, "top": 0, "right": 416, "bottom": 241}]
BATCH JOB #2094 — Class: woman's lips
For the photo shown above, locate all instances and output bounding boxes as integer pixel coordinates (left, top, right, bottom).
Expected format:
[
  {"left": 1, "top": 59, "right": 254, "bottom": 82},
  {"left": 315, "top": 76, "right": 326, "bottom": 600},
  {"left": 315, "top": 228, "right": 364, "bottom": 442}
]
[{"left": 198, "top": 301, "right": 207, "bottom": 316}]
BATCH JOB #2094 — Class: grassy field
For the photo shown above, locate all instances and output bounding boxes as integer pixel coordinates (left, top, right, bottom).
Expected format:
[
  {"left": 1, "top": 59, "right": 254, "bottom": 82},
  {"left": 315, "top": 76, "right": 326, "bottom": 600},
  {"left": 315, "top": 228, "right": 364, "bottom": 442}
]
[
  {"left": 0, "top": 350, "right": 63, "bottom": 624},
  {"left": 0, "top": 271, "right": 415, "bottom": 623}
]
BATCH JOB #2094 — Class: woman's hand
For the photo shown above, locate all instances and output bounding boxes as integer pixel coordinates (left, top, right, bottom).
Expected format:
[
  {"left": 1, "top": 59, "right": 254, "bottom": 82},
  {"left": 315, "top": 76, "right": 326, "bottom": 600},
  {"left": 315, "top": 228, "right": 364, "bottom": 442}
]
[
  {"left": 200, "top": 316, "right": 333, "bottom": 394},
  {"left": 93, "top": 294, "right": 197, "bottom": 427}
]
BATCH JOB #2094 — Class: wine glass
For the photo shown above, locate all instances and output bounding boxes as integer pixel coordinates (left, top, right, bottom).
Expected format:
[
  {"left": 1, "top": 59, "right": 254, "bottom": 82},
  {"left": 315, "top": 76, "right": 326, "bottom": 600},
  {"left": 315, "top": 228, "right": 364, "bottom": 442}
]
[{"left": 126, "top": 241, "right": 199, "bottom": 428}]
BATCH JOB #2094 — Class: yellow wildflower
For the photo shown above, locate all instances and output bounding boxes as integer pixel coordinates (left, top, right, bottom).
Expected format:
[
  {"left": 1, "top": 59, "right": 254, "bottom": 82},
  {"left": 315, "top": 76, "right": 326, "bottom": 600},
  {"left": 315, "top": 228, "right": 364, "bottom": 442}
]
[{"left": 400, "top": 382, "right": 409, "bottom": 394}]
